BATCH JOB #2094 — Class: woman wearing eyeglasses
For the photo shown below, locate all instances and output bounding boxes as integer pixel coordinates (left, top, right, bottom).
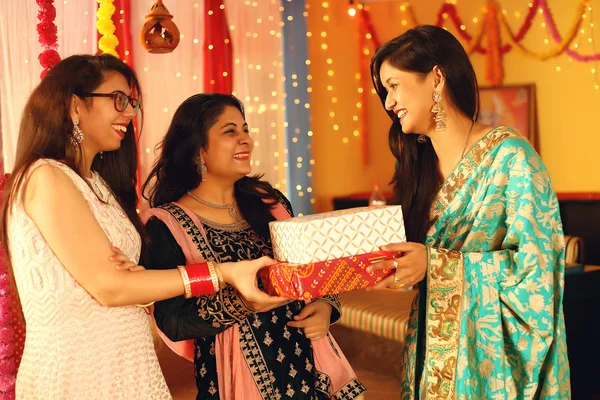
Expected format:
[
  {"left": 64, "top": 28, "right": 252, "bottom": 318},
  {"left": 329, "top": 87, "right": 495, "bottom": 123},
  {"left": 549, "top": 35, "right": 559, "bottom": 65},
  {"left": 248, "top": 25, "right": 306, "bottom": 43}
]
[{"left": 0, "top": 54, "right": 285, "bottom": 399}]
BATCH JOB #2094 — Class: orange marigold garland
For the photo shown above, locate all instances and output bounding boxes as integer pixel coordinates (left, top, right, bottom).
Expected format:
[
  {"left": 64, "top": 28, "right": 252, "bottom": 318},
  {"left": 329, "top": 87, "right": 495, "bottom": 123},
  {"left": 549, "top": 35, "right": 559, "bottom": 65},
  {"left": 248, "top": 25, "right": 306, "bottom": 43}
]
[{"left": 485, "top": 1, "right": 504, "bottom": 86}]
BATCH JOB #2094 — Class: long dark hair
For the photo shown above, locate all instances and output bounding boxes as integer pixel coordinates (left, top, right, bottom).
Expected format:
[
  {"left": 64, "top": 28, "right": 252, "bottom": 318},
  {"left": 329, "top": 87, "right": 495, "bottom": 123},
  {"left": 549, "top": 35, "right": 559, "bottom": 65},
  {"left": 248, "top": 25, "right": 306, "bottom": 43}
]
[
  {"left": 1, "top": 54, "right": 145, "bottom": 260},
  {"left": 371, "top": 25, "right": 480, "bottom": 242},
  {"left": 142, "top": 93, "right": 280, "bottom": 240}
]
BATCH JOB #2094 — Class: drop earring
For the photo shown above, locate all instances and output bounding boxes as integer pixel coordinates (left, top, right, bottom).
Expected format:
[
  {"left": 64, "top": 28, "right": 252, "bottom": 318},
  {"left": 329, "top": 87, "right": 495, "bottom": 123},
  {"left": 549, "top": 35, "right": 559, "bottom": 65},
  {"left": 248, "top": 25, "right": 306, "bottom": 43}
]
[
  {"left": 70, "top": 119, "right": 84, "bottom": 148},
  {"left": 431, "top": 90, "right": 447, "bottom": 131},
  {"left": 197, "top": 156, "right": 207, "bottom": 182}
]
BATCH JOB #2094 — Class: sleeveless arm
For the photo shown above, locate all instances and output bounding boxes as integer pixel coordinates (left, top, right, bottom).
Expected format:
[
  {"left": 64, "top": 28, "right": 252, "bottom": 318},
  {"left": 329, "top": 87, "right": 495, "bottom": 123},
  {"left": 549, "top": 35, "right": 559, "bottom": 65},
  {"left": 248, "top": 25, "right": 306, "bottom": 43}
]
[{"left": 23, "top": 164, "right": 191, "bottom": 306}]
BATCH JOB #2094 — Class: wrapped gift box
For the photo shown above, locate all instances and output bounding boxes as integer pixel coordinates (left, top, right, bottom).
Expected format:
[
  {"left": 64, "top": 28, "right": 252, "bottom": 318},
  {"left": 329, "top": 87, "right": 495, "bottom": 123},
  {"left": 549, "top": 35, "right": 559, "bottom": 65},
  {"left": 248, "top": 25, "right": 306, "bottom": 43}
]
[
  {"left": 270, "top": 206, "right": 405, "bottom": 264},
  {"left": 259, "top": 251, "right": 397, "bottom": 300}
]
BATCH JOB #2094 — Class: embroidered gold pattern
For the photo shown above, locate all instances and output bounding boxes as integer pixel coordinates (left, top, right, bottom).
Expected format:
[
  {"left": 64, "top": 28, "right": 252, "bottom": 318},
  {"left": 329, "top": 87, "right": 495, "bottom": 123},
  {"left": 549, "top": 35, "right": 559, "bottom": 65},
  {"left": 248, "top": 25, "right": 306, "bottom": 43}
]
[
  {"left": 424, "top": 247, "right": 464, "bottom": 398},
  {"left": 332, "top": 378, "right": 367, "bottom": 400},
  {"left": 238, "top": 320, "right": 276, "bottom": 398},
  {"left": 263, "top": 331, "right": 273, "bottom": 346},
  {"left": 277, "top": 348, "right": 285, "bottom": 363},
  {"left": 196, "top": 286, "right": 253, "bottom": 328},
  {"left": 289, "top": 364, "right": 297, "bottom": 378},
  {"left": 430, "top": 127, "right": 519, "bottom": 222}
]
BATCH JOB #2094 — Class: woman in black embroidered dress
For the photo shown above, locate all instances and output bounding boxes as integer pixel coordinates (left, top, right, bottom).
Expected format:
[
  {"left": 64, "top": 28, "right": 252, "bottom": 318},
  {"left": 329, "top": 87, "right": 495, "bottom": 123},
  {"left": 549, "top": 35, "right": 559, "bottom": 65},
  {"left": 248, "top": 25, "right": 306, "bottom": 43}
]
[{"left": 141, "top": 93, "right": 365, "bottom": 400}]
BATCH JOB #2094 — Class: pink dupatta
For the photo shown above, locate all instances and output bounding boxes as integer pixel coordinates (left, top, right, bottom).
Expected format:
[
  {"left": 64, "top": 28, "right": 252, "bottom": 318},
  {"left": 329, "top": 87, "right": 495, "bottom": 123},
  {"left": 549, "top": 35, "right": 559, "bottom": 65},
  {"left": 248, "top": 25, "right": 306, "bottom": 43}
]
[{"left": 142, "top": 202, "right": 360, "bottom": 399}]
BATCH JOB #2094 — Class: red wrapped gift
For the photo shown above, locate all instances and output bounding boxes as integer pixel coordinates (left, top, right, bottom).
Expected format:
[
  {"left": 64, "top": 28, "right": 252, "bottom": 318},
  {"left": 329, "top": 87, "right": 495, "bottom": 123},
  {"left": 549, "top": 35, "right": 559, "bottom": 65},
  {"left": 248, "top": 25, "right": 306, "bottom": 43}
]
[{"left": 259, "top": 251, "right": 397, "bottom": 300}]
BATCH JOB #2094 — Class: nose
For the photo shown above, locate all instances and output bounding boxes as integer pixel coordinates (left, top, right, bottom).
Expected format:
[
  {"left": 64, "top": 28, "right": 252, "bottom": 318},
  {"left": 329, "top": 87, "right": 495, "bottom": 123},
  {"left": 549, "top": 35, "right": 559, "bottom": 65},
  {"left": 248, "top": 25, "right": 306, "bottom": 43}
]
[
  {"left": 123, "top": 102, "right": 137, "bottom": 117},
  {"left": 384, "top": 91, "right": 396, "bottom": 111},
  {"left": 239, "top": 130, "right": 252, "bottom": 146}
]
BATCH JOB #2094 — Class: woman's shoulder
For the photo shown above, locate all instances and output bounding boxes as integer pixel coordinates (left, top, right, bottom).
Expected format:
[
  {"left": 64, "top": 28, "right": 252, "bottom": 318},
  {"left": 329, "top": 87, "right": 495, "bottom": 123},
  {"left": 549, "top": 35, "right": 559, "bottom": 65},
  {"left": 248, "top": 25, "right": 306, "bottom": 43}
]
[
  {"left": 485, "top": 126, "right": 546, "bottom": 173},
  {"left": 27, "top": 158, "right": 75, "bottom": 177},
  {"left": 488, "top": 126, "right": 535, "bottom": 151},
  {"left": 24, "top": 158, "right": 86, "bottom": 195},
  {"left": 482, "top": 126, "right": 538, "bottom": 159},
  {"left": 142, "top": 202, "right": 183, "bottom": 223}
]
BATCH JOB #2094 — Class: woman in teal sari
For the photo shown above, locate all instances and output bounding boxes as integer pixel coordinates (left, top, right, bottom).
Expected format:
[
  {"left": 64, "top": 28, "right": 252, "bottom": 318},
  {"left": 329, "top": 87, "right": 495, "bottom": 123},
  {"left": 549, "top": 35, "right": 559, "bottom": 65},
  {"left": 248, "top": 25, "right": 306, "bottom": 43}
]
[{"left": 366, "top": 25, "right": 570, "bottom": 399}]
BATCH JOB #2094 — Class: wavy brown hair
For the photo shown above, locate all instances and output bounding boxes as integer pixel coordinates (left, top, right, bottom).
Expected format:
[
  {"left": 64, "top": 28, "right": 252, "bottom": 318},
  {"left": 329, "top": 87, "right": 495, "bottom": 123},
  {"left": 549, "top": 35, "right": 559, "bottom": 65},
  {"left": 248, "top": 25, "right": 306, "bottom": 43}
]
[
  {"left": 142, "top": 93, "right": 282, "bottom": 241},
  {"left": 371, "top": 25, "right": 480, "bottom": 242},
  {"left": 1, "top": 54, "right": 145, "bottom": 261}
]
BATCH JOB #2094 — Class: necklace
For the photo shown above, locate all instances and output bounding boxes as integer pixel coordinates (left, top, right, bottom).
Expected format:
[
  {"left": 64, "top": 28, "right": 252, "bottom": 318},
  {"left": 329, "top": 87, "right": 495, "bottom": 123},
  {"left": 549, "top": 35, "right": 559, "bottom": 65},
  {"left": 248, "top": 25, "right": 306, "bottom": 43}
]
[
  {"left": 186, "top": 191, "right": 239, "bottom": 220},
  {"left": 461, "top": 120, "right": 475, "bottom": 159}
]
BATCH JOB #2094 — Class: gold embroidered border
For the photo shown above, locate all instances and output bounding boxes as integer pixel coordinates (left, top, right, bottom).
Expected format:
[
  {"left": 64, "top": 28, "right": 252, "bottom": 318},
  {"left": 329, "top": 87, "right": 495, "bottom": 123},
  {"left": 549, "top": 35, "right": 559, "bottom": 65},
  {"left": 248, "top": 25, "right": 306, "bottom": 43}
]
[
  {"left": 332, "top": 378, "right": 366, "bottom": 400},
  {"left": 400, "top": 293, "right": 419, "bottom": 400},
  {"left": 160, "top": 203, "right": 215, "bottom": 260},
  {"left": 196, "top": 286, "right": 253, "bottom": 328},
  {"left": 431, "top": 127, "right": 521, "bottom": 221},
  {"left": 238, "top": 320, "right": 276, "bottom": 398},
  {"left": 424, "top": 247, "right": 464, "bottom": 399}
]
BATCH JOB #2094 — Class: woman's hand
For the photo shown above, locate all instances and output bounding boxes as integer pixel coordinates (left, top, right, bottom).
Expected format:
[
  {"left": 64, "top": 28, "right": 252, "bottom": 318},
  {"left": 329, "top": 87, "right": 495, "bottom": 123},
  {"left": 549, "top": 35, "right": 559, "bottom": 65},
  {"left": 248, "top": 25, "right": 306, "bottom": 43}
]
[
  {"left": 111, "top": 246, "right": 145, "bottom": 271},
  {"left": 366, "top": 242, "right": 427, "bottom": 290},
  {"left": 287, "top": 301, "right": 332, "bottom": 341},
  {"left": 218, "top": 256, "right": 288, "bottom": 312}
]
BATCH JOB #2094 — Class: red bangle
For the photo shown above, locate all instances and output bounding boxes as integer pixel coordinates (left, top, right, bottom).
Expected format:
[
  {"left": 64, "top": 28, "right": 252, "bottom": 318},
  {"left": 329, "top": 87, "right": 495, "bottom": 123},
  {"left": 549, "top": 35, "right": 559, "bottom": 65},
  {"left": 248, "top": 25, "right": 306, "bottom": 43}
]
[{"left": 185, "top": 263, "right": 215, "bottom": 297}]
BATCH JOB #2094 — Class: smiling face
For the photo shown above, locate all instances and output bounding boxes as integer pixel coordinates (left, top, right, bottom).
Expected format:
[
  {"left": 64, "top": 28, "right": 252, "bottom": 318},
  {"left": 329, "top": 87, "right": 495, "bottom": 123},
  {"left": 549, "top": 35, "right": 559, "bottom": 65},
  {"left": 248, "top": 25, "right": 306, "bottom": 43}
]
[
  {"left": 70, "top": 71, "right": 137, "bottom": 154},
  {"left": 200, "top": 105, "right": 253, "bottom": 182},
  {"left": 379, "top": 60, "right": 440, "bottom": 134}
]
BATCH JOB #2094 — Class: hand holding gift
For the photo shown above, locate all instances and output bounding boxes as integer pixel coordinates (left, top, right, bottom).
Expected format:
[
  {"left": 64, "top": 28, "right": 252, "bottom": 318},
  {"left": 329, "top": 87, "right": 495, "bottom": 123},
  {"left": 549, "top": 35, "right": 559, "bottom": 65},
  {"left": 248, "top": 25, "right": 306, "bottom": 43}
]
[
  {"left": 260, "top": 206, "right": 408, "bottom": 299},
  {"left": 366, "top": 242, "right": 427, "bottom": 290},
  {"left": 287, "top": 301, "right": 333, "bottom": 341}
]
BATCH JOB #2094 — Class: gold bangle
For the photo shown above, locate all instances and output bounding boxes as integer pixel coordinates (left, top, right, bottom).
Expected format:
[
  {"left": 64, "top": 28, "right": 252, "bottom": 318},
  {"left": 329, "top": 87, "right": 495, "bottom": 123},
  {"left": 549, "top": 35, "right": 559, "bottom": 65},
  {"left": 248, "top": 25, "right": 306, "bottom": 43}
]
[
  {"left": 206, "top": 260, "right": 220, "bottom": 293},
  {"left": 177, "top": 266, "right": 193, "bottom": 299},
  {"left": 214, "top": 263, "right": 226, "bottom": 289}
]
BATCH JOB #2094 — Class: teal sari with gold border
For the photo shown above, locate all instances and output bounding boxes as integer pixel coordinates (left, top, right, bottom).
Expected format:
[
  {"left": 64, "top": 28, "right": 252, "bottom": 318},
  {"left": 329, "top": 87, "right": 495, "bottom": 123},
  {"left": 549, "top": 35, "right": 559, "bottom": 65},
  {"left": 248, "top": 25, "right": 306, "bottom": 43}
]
[{"left": 401, "top": 126, "right": 570, "bottom": 399}]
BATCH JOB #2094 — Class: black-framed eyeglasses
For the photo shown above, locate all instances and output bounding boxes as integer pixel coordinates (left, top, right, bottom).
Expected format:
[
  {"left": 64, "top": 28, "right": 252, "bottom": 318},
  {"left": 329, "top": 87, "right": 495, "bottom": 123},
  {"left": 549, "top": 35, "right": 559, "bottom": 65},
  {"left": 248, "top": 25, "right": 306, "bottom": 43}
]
[{"left": 80, "top": 90, "right": 140, "bottom": 116}]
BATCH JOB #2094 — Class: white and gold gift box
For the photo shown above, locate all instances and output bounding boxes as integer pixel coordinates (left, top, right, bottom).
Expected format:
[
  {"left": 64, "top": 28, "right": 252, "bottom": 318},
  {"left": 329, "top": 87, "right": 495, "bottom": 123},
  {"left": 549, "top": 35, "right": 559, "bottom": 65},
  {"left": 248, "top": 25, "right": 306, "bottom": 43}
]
[{"left": 270, "top": 206, "right": 406, "bottom": 264}]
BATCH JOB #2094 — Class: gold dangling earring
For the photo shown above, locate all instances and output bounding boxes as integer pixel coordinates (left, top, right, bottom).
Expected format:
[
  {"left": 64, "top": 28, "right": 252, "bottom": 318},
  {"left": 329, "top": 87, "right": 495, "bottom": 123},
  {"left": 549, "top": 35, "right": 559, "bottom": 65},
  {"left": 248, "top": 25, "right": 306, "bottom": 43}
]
[
  {"left": 431, "top": 90, "right": 447, "bottom": 131},
  {"left": 197, "top": 156, "right": 208, "bottom": 182}
]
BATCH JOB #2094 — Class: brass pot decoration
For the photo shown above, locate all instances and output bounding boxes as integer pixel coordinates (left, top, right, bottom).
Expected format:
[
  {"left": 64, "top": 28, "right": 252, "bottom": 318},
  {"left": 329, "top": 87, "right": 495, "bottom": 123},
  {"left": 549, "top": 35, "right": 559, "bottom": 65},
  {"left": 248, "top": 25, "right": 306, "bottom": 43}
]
[{"left": 140, "top": 0, "right": 180, "bottom": 53}]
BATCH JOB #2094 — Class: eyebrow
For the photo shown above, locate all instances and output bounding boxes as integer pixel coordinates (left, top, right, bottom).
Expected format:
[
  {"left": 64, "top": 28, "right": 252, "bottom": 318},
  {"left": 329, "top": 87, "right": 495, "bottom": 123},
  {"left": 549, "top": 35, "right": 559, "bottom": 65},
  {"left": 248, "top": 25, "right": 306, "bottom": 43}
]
[{"left": 220, "top": 122, "right": 249, "bottom": 129}]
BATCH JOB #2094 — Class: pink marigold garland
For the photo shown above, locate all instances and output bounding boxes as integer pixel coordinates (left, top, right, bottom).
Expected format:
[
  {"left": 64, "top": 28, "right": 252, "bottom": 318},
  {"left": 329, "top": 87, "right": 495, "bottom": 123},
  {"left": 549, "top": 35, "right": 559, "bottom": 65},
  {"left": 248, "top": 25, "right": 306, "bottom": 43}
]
[
  {"left": 36, "top": 0, "right": 61, "bottom": 79},
  {"left": 0, "top": 171, "right": 23, "bottom": 400}
]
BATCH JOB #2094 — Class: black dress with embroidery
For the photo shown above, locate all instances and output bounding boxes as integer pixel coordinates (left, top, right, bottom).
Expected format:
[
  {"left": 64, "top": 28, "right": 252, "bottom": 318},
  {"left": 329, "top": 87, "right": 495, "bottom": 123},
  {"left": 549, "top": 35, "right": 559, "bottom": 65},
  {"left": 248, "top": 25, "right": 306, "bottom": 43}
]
[{"left": 141, "top": 198, "right": 366, "bottom": 400}]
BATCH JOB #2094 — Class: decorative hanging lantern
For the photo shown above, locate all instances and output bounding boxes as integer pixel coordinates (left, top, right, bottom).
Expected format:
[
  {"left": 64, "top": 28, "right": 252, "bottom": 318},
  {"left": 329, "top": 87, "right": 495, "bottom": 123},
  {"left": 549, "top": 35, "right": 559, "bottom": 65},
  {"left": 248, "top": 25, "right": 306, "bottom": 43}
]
[{"left": 140, "top": 0, "right": 180, "bottom": 53}]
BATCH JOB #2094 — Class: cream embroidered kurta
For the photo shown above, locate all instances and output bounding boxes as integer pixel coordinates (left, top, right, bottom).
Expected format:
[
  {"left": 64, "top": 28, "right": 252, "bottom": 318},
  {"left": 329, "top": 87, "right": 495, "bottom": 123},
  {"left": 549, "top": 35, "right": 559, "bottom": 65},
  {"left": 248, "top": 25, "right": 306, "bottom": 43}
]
[{"left": 9, "top": 159, "right": 171, "bottom": 399}]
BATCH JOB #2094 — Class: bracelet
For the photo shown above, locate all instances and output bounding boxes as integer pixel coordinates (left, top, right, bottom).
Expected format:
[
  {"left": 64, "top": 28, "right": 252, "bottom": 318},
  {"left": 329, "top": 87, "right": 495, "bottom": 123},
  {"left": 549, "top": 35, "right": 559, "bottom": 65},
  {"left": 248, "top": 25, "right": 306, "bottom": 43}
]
[
  {"left": 214, "top": 263, "right": 226, "bottom": 289},
  {"left": 185, "top": 263, "right": 216, "bottom": 298},
  {"left": 206, "top": 260, "right": 220, "bottom": 293},
  {"left": 177, "top": 266, "right": 192, "bottom": 299}
]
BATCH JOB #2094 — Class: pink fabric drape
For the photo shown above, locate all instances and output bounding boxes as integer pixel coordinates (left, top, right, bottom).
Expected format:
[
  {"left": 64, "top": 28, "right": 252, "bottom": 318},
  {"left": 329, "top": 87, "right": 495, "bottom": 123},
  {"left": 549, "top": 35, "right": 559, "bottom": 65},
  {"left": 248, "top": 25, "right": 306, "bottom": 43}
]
[{"left": 143, "top": 202, "right": 360, "bottom": 399}]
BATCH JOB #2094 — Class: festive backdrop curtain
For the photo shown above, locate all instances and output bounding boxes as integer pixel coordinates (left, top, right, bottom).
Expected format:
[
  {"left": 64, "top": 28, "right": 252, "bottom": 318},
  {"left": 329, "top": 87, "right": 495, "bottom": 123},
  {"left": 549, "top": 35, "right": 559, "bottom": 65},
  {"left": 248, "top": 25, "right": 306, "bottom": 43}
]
[
  {"left": 130, "top": 0, "right": 206, "bottom": 188},
  {"left": 224, "top": 0, "right": 288, "bottom": 195},
  {"left": 0, "top": 0, "right": 98, "bottom": 172}
]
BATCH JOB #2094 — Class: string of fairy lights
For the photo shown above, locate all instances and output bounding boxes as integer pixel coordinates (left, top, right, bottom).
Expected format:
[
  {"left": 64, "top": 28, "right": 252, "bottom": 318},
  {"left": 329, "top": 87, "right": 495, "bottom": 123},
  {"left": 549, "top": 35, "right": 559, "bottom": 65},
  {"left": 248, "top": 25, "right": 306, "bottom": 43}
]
[{"left": 15, "top": 0, "right": 596, "bottom": 204}]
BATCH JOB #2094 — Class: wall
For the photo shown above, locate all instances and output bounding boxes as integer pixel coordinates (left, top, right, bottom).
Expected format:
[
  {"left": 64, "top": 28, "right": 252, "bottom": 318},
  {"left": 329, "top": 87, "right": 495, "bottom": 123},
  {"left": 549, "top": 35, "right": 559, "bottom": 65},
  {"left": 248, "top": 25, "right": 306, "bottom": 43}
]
[{"left": 307, "top": 0, "right": 600, "bottom": 212}]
